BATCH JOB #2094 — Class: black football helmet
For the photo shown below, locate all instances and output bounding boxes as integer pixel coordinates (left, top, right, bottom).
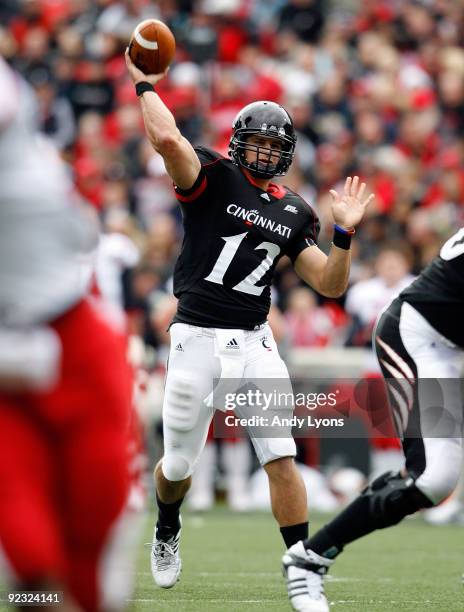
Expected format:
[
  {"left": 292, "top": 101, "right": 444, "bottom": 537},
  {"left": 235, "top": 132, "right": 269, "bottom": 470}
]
[{"left": 229, "top": 101, "right": 297, "bottom": 179}]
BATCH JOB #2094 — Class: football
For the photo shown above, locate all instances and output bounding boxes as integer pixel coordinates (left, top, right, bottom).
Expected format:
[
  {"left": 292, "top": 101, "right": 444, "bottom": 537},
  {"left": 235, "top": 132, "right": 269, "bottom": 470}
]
[{"left": 128, "top": 19, "right": 176, "bottom": 75}]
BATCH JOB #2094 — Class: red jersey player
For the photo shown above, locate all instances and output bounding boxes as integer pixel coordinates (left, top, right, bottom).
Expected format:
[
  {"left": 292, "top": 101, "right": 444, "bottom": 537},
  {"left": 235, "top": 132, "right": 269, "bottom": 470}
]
[{"left": 0, "top": 57, "right": 136, "bottom": 612}]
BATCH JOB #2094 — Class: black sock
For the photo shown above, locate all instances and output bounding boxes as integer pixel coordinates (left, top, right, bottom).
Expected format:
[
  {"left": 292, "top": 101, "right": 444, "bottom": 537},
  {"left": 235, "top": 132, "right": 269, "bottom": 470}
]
[
  {"left": 280, "top": 522, "right": 309, "bottom": 548},
  {"left": 156, "top": 492, "right": 183, "bottom": 535},
  {"left": 304, "top": 495, "right": 374, "bottom": 559}
]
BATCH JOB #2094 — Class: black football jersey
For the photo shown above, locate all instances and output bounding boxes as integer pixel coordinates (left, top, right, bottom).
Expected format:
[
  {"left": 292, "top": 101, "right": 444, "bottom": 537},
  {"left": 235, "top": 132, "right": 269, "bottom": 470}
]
[
  {"left": 171, "top": 146, "right": 320, "bottom": 329},
  {"left": 399, "top": 227, "right": 464, "bottom": 347}
]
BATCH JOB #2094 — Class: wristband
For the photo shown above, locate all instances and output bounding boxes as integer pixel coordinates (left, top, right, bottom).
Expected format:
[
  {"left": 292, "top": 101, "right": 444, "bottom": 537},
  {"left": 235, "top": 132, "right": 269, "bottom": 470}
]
[
  {"left": 333, "top": 223, "right": 355, "bottom": 235},
  {"left": 333, "top": 224, "right": 354, "bottom": 250},
  {"left": 135, "top": 81, "right": 155, "bottom": 97}
]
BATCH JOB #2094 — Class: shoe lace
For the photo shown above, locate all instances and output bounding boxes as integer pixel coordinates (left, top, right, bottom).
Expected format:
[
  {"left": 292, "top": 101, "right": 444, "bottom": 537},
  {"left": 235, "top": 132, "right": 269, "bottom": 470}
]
[
  {"left": 154, "top": 540, "right": 178, "bottom": 570},
  {"left": 144, "top": 536, "right": 179, "bottom": 572}
]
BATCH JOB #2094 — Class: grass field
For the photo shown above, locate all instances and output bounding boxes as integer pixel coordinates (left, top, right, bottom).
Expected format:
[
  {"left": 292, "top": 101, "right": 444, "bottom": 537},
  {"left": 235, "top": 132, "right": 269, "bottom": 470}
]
[
  {"left": 131, "top": 507, "right": 463, "bottom": 612},
  {"left": 0, "top": 507, "right": 461, "bottom": 611}
]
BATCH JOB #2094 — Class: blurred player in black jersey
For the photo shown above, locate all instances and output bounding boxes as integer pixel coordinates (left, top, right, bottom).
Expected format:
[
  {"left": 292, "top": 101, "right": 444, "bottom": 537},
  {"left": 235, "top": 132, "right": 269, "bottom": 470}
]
[
  {"left": 125, "top": 52, "right": 374, "bottom": 591},
  {"left": 283, "top": 228, "right": 464, "bottom": 611}
]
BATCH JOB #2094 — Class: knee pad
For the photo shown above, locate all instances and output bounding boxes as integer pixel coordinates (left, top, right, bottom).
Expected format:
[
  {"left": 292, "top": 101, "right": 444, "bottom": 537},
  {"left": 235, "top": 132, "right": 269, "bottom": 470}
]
[
  {"left": 259, "top": 438, "right": 297, "bottom": 466},
  {"left": 414, "top": 440, "right": 462, "bottom": 504},
  {"left": 164, "top": 370, "right": 201, "bottom": 432},
  {"left": 416, "top": 465, "right": 461, "bottom": 505},
  {"left": 162, "top": 454, "right": 192, "bottom": 482},
  {"left": 362, "top": 471, "right": 434, "bottom": 529}
]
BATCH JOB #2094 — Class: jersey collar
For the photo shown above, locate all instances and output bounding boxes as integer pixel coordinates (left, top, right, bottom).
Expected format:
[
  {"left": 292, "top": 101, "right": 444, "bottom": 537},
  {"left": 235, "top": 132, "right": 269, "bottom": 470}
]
[{"left": 241, "top": 168, "right": 287, "bottom": 200}]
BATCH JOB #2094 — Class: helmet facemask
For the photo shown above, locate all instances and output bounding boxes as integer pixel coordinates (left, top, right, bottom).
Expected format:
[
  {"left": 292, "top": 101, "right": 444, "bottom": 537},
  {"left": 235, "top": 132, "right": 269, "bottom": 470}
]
[{"left": 230, "top": 131, "right": 295, "bottom": 179}]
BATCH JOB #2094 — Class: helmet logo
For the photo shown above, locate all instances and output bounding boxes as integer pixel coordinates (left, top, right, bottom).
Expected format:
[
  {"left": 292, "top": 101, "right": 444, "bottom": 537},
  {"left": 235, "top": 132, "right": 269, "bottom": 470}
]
[{"left": 259, "top": 123, "right": 286, "bottom": 138}]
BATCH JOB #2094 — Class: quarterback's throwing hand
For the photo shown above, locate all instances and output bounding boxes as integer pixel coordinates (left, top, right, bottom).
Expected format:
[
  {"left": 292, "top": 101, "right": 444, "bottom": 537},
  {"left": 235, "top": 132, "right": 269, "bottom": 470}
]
[
  {"left": 329, "top": 176, "right": 374, "bottom": 230},
  {"left": 125, "top": 48, "right": 169, "bottom": 86}
]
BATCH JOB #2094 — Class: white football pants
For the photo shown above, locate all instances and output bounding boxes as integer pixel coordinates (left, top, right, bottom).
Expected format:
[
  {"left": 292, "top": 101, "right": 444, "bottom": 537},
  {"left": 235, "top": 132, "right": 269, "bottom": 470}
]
[{"left": 161, "top": 322, "right": 296, "bottom": 482}]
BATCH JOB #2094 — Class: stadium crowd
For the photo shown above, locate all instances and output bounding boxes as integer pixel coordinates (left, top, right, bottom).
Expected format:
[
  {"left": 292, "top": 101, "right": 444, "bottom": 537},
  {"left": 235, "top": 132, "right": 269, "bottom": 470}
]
[{"left": 2, "top": 0, "right": 464, "bottom": 358}]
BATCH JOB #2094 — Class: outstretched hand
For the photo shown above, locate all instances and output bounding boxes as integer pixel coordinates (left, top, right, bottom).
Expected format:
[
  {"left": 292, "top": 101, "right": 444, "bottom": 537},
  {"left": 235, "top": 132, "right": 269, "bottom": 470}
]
[
  {"left": 329, "top": 176, "right": 375, "bottom": 230},
  {"left": 125, "top": 48, "right": 169, "bottom": 86}
]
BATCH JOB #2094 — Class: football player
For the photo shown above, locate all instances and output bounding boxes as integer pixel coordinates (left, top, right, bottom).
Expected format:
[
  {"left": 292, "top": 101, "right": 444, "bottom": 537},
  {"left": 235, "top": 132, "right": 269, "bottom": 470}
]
[
  {"left": 283, "top": 227, "right": 464, "bottom": 611},
  {"left": 125, "top": 51, "right": 374, "bottom": 589},
  {"left": 0, "top": 57, "right": 136, "bottom": 611}
]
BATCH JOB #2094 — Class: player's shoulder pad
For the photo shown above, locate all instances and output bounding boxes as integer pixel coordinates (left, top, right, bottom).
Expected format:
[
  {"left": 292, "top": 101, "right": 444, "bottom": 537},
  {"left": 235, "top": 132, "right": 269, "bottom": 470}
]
[
  {"left": 174, "top": 146, "right": 227, "bottom": 204},
  {"left": 282, "top": 187, "right": 319, "bottom": 220},
  {"left": 194, "top": 145, "right": 229, "bottom": 167}
]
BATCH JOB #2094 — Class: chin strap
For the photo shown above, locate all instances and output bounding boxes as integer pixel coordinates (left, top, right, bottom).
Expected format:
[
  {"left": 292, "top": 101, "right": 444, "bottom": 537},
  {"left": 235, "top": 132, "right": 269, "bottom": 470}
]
[{"left": 247, "top": 161, "right": 278, "bottom": 179}]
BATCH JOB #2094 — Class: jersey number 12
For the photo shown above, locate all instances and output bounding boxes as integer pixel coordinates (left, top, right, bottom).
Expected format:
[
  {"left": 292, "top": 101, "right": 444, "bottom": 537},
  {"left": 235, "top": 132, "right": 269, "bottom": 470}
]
[{"left": 204, "top": 232, "right": 280, "bottom": 296}]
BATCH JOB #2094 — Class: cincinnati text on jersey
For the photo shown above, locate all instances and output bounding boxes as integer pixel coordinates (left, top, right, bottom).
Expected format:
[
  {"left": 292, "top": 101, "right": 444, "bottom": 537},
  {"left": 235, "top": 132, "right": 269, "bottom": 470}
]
[{"left": 226, "top": 204, "right": 292, "bottom": 238}]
